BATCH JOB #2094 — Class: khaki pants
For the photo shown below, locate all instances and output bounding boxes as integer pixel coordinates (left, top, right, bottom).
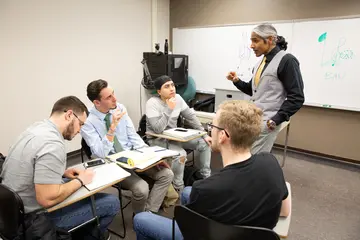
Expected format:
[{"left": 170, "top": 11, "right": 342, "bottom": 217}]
[
  {"left": 121, "top": 167, "right": 173, "bottom": 213},
  {"left": 251, "top": 123, "right": 282, "bottom": 154}
]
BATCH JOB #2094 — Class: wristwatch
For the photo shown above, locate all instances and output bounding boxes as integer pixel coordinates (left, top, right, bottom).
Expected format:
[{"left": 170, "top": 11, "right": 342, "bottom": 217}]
[{"left": 267, "top": 120, "right": 276, "bottom": 130}]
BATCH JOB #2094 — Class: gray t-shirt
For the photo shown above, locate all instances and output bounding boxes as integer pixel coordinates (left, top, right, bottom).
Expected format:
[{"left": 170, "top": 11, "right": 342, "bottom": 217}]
[{"left": 1, "top": 119, "right": 66, "bottom": 213}]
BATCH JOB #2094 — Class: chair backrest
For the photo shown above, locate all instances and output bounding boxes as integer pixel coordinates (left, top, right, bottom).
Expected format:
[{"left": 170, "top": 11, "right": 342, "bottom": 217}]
[
  {"left": 137, "top": 114, "right": 147, "bottom": 138},
  {"left": 81, "top": 138, "right": 92, "bottom": 160},
  {"left": 0, "top": 184, "right": 26, "bottom": 240},
  {"left": 174, "top": 205, "right": 280, "bottom": 240}
]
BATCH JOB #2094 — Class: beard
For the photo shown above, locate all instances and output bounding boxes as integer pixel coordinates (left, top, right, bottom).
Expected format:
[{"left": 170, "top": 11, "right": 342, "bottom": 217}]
[
  {"left": 210, "top": 139, "right": 220, "bottom": 153},
  {"left": 63, "top": 119, "right": 76, "bottom": 140}
]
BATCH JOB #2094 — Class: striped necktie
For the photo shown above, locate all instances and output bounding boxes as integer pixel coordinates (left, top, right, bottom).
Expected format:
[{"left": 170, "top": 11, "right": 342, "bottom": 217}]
[
  {"left": 104, "top": 113, "right": 124, "bottom": 153},
  {"left": 254, "top": 56, "right": 266, "bottom": 87}
]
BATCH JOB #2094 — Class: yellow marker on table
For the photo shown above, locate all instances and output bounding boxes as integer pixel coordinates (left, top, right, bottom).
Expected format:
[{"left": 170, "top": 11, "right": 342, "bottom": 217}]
[{"left": 116, "top": 156, "right": 135, "bottom": 167}]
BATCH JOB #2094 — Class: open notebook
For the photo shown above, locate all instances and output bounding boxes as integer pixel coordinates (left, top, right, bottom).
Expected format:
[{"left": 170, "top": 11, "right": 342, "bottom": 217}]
[
  {"left": 84, "top": 163, "right": 131, "bottom": 191},
  {"left": 106, "top": 146, "right": 179, "bottom": 169}
]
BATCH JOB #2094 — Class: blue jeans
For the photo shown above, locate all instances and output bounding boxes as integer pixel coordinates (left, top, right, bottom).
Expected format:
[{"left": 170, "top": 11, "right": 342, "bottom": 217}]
[
  {"left": 133, "top": 186, "right": 192, "bottom": 240},
  {"left": 47, "top": 193, "right": 120, "bottom": 236}
]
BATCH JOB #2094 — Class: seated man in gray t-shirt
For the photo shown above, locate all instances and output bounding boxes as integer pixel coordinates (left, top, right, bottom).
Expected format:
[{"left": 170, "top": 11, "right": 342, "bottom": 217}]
[
  {"left": 0, "top": 96, "right": 119, "bottom": 239},
  {"left": 146, "top": 75, "right": 212, "bottom": 191}
]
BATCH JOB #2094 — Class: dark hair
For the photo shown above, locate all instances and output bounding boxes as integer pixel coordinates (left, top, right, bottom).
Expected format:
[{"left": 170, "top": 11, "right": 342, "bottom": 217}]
[
  {"left": 277, "top": 36, "right": 288, "bottom": 51},
  {"left": 51, "top": 96, "right": 88, "bottom": 116},
  {"left": 154, "top": 75, "right": 172, "bottom": 90},
  {"left": 87, "top": 79, "right": 108, "bottom": 102}
]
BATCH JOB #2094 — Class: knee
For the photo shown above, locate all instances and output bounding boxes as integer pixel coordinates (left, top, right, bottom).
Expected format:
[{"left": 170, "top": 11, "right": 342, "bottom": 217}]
[
  {"left": 172, "top": 155, "right": 187, "bottom": 165},
  {"left": 133, "top": 212, "right": 153, "bottom": 231},
  {"left": 162, "top": 168, "right": 174, "bottom": 183},
  {"left": 181, "top": 187, "right": 192, "bottom": 200},
  {"left": 132, "top": 180, "right": 149, "bottom": 199},
  {"left": 97, "top": 194, "right": 120, "bottom": 216}
]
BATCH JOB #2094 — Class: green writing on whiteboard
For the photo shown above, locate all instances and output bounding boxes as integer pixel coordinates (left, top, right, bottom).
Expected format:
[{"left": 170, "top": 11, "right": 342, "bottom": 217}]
[
  {"left": 318, "top": 32, "right": 327, "bottom": 42},
  {"left": 318, "top": 32, "right": 354, "bottom": 67},
  {"left": 322, "top": 104, "right": 332, "bottom": 108},
  {"left": 324, "top": 72, "right": 345, "bottom": 80}
]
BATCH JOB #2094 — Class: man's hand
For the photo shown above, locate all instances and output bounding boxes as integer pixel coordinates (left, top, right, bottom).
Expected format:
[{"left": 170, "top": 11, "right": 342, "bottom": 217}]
[
  {"left": 266, "top": 120, "right": 277, "bottom": 131},
  {"left": 226, "top": 71, "right": 239, "bottom": 82},
  {"left": 110, "top": 109, "right": 127, "bottom": 131},
  {"left": 157, "top": 161, "right": 171, "bottom": 169},
  {"left": 63, "top": 168, "right": 83, "bottom": 179},
  {"left": 77, "top": 169, "right": 95, "bottom": 185},
  {"left": 203, "top": 136, "right": 212, "bottom": 146},
  {"left": 166, "top": 97, "right": 176, "bottom": 110}
]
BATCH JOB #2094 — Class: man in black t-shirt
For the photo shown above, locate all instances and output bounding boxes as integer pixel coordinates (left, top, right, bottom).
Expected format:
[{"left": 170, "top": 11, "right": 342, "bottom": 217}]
[{"left": 133, "top": 100, "right": 290, "bottom": 240}]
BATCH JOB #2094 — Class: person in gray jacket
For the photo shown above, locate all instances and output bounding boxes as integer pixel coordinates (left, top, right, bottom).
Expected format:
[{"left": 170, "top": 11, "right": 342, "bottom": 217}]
[
  {"left": 146, "top": 76, "right": 212, "bottom": 191},
  {"left": 227, "top": 23, "right": 305, "bottom": 154}
]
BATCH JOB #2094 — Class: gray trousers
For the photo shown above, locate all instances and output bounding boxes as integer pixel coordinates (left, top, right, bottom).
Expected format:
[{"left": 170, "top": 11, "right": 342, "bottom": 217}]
[
  {"left": 148, "top": 137, "right": 211, "bottom": 190},
  {"left": 121, "top": 166, "right": 173, "bottom": 213},
  {"left": 251, "top": 123, "right": 282, "bottom": 154}
]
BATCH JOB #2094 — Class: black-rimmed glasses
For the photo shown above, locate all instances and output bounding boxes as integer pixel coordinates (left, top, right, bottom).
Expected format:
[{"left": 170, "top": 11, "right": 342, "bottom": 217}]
[
  {"left": 207, "top": 123, "right": 230, "bottom": 137},
  {"left": 64, "top": 110, "right": 85, "bottom": 126}
]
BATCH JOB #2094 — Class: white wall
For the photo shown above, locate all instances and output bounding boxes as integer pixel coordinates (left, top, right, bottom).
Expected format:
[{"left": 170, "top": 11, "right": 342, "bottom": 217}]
[
  {"left": 141, "top": 0, "right": 170, "bottom": 115},
  {"left": 157, "top": 0, "right": 170, "bottom": 51},
  {"left": 0, "top": 0, "right": 158, "bottom": 154}
]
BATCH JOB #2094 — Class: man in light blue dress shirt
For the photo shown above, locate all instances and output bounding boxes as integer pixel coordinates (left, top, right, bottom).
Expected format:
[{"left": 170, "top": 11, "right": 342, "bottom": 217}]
[{"left": 81, "top": 79, "right": 173, "bottom": 214}]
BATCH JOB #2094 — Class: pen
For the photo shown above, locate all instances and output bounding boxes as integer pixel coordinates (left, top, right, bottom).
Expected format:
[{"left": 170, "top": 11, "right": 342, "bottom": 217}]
[
  {"left": 155, "top": 149, "right": 167, "bottom": 152},
  {"left": 134, "top": 149, "right": 144, "bottom": 153}
]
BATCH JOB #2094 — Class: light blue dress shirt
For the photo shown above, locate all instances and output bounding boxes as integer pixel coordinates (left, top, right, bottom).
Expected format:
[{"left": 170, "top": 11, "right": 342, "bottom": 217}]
[{"left": 81, "top": 103, "right": 147, "bottom": 158}]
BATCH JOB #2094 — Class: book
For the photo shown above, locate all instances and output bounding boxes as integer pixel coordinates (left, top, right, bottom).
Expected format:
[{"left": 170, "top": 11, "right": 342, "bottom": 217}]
[
  {"left": 84, "top": 163, "right": 131, "bottom": 191},
  {"left": 106, "top": 147, "right": 180, "bottom": 169},
  {"left": 106, "top": 150, "right": 156, "bottom": 166},
  {"left": 162, "top": 128, "right": 206, "bottom": 141}
]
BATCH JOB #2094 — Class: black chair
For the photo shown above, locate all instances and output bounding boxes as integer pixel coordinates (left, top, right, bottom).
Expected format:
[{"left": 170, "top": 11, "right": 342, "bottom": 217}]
[
  {"left": 173, "top": 205, "right": 280, "bottom": 240},
  {"left": 136, "top": 114, "right": 148, "bottom": 144},
  {"left": 80, "top": 138, "right": 128, "bottom": 239},
  {"left": 0, "top": 183, "right": 26, "bottom": 240}
]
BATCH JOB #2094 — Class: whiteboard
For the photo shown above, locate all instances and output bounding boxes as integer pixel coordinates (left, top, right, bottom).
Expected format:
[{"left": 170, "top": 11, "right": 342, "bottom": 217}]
[
  {"left": 291, "top": 18, "right": 360, "bottom": 111},
  {"left": 173, "top": 17, "right": 360, "bottom": 111}
]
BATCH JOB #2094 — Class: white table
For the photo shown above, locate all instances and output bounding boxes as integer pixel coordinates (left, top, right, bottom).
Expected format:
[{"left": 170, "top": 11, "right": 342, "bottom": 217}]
[{"left": 47, "top": 163, "right": 129, "bottom": 237}]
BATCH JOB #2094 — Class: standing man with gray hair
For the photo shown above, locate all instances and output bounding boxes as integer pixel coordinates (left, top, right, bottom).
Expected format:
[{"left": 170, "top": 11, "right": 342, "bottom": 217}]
[{"left": 227, "top": 23, "right": 305, "bottom": 154}]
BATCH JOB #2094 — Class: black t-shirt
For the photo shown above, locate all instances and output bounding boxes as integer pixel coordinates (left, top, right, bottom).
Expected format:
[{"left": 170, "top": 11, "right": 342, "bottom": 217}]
[{"left": 186, "top": 152, "right": 288, "bottom": 229}]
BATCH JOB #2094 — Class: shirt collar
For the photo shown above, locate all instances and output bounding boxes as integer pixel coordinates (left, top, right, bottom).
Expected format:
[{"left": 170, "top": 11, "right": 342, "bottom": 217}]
[
  {"left": 264, "top": 46, "right": 280, "bottom": 63},
  {"left": 89, "top": 106, "right": 115, "bottom": 120}
]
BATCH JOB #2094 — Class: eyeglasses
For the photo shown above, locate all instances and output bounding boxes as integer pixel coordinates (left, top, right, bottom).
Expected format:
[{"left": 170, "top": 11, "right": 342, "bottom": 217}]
[
  {"left": 207, "top": 123, "right": 229, "bottom": 138},
  {"left": 64, "top": 110, "right": 84, "bottom": 126}
]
